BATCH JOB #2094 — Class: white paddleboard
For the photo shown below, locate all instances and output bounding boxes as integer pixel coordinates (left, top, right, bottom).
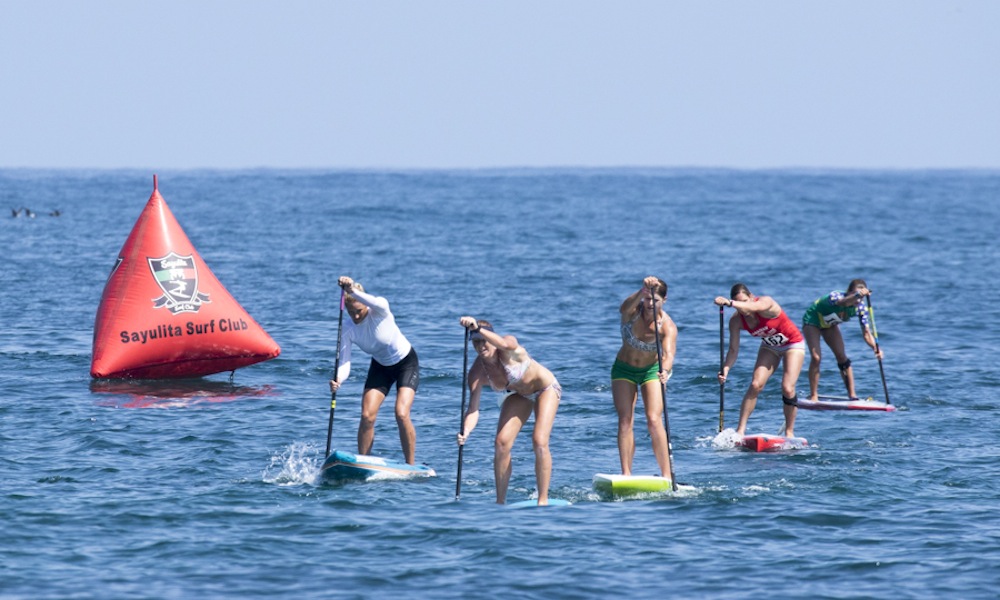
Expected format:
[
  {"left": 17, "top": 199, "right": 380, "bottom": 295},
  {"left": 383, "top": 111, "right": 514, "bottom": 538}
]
[{"left": 796, "top": 395, "right": 895, "bottom": 412}]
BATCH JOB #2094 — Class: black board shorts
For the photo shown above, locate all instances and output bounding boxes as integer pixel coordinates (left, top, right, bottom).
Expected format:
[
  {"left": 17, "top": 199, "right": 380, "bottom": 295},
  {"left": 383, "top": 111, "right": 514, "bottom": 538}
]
[{"left": 364, "top": 347, "right": 420, "bottom": 395}]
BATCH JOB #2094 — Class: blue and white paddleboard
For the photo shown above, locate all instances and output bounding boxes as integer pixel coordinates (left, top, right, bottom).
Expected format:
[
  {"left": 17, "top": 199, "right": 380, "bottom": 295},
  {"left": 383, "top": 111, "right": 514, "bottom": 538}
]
[
  {"left": 319, "top": 449, "right": 436, "bottom": 483},
  {"left": 796, "top": 395, "right": 896, "bottom": 412},
  {"left": 507, "top": 498, "right": 572, "bottom": 509}
]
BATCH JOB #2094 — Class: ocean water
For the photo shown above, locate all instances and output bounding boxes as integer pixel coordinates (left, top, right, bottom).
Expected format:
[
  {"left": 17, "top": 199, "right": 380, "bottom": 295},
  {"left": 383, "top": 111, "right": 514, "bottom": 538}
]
[{"left": 2, "top": 168, "right": 999, "bottom": 599}]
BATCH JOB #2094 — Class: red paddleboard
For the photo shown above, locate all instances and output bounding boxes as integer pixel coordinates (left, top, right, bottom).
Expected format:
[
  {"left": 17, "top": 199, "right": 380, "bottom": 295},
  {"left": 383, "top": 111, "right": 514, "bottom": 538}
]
[
  {"left": 91, "top": 176, "right": 280, "bottom": 379},
  {"left": 739, "top": 434, "right": 808, "bottom": 452}
]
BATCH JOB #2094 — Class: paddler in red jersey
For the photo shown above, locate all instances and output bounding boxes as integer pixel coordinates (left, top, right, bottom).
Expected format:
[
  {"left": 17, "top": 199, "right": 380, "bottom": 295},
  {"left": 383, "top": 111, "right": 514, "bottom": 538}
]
[{"left": 715, "top": 283, "right": 805, "bottom": 438}]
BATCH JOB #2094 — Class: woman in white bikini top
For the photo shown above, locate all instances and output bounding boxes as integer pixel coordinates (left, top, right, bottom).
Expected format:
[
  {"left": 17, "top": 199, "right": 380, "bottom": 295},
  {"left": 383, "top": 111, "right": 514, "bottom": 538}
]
[
  {"left": 456, "top": 316, "right": 562, "bottom": 506},
  {"left": 464, "top": 321, "right": 558, "bottom": 398}
]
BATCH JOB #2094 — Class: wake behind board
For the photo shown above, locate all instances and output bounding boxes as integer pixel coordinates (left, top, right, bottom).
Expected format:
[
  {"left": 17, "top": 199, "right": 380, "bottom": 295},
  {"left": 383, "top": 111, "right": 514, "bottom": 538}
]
[
  {"left": 796, "top": 395, "right": 896, "bottom": 412},
  {"left": 507, "top": 498, "right": 571, "bottom": 509},
  {"left": 320, "top": 449, "right": 436, "bottom": 483},
  {"left": 739, "top": 434, "right": 808, "bottom": 453}
]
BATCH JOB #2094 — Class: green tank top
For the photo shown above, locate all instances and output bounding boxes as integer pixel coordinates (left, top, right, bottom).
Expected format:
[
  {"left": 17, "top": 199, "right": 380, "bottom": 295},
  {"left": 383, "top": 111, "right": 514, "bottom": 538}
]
[{"left": 802, "top": 291, "right": 860, "bottom": 329}]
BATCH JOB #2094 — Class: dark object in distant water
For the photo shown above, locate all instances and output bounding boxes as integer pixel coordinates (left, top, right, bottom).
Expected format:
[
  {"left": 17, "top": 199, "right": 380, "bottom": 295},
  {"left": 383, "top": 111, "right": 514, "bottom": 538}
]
[
  {"left": 9, "top": 207, "right": 58, "bottom": 218},
  {"left": 11, "top": 207, "right": 36, "bottom": 218}
]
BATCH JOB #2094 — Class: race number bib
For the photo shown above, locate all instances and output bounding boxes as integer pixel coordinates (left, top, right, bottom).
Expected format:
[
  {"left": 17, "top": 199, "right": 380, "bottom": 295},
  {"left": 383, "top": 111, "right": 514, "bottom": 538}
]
[
  {"left": 761, "top": 333, "right": 789, "bottom": 347},
  {"left": 819, "top": 312, "right": 845, "bottom": 327}
]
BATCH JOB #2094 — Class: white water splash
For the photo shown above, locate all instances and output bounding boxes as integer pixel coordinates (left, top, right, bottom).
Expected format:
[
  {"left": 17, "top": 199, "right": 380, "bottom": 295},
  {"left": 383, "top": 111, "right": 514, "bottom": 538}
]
[
  {"left": 262, "top": 442, "right": 321, "bottom": 486},
  {"left": 711, "top": 428, "right": 742, "bottom": 450},
  {"left": 743, "top": 484, "right": 771, "bottom": 496}
]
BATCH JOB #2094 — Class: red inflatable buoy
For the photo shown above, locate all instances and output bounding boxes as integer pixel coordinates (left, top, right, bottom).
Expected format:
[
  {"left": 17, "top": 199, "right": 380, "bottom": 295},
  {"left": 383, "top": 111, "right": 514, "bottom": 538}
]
[{"left": 91, "top": 176, "right": 281, "bottom": 379}]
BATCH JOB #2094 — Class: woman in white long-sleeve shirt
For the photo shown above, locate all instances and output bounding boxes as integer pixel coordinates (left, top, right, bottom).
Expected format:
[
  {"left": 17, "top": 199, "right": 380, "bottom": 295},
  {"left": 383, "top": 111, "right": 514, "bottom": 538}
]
[{"left": 329, "top": 276, "right": 419, "bottom": 464}]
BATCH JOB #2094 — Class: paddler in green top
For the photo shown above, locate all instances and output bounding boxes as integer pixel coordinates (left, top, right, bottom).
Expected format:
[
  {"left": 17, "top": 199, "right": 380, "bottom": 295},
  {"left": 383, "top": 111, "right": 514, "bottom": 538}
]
[{"left": 802, "top": 279, "right": 883, "bottom": 401}]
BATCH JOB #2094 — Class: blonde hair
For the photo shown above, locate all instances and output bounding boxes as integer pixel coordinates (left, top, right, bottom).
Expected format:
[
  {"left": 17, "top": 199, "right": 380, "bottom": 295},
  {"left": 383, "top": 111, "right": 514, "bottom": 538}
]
[{"left": 344, "top": 282, "right": 365, "bottom": 302}]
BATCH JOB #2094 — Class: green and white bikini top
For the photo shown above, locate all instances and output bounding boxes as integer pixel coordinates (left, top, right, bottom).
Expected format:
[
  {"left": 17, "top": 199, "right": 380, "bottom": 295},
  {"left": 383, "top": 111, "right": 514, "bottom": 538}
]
[{"left": 621, "top": 312, "right": 658, "bottom": 354}]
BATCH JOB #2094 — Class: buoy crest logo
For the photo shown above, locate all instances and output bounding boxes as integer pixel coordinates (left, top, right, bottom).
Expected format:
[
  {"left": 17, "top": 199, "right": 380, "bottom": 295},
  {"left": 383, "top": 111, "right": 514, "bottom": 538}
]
[{"left": 147, "top": 252, "right": 211, "bottom": 314}]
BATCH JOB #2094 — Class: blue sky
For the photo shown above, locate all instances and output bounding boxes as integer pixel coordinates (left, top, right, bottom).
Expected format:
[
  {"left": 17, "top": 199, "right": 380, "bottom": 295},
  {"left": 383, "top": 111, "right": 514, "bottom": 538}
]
[{"left": 2, "top": 1, "right": 998, "bottom": 169}]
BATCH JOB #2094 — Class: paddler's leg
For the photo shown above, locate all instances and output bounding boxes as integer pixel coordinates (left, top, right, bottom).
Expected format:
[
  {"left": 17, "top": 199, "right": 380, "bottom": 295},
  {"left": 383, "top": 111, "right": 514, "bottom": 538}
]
[
  {"left": 612, "top": 379, "right": 639, "bottom": 475},
  {"left": 821, "top": 325, "right": 855, "bottom": 399},
  {"left": 779, "top": 348, "right": 806, "bottom": 437},
  {"left": 737, "top": 346, "right": 778, "bottom": 435},
  {"left": 358, "top": 387, "right": 387, "bottom": 456},
  {"left": 394, "top": 385, "right": 416, "bottom": 465},
  {"left": 803, "top": 324, "right": 823, "bottom": 401},
  {"left": 640, "top": 378, "right": 670, "bottom": 478},
  {"left": 494, "top": 395, "right": 531, "bottom": 504},
  {"left": 391, "top": 349, "right": 420, "bottom": 464},
  {"left": 531, "top": 386, "right": 560, "bottom": 506}
]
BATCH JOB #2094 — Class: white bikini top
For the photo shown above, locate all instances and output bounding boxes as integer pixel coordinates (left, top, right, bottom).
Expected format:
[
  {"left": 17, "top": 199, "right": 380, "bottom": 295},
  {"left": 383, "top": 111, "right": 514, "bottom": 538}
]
[{"left": 487, "top": 355, "right": 533, "bottom": 391}]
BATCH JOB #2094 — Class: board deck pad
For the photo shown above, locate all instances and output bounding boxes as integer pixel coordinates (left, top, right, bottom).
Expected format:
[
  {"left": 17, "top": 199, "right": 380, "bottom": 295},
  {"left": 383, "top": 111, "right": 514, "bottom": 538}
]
[
  {"left": 507, "top": 498, "right": 571, "bottom": 509},
  {"left": 320, "top": 449, "right": 436, "bottom": 482},
  {"left": 593, "top": 473, "right": 674, "bottom": 496},
  {"left": 739, "top": 434, "right": 808, "bottom": 452},
  {"left": 796, "top": 395, "right": 895, "bottom": 412}
]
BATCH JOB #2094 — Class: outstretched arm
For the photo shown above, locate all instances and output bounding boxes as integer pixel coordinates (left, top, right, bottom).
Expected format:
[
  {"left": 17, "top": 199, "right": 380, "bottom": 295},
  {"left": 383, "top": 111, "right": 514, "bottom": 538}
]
[
  {"left": 329, "top": 329, "right": 353, "bottom": 392},
  {"left": 458, "top": 363, "right": 484, "bottom": 446},
  {"left": 718, "top": 316, "right": 741, "bottom": 383},
  {"left": 339, "top": 276, "right": 390, "bottom": 316},
  {"left": 861, "top": 327, "right": 884, "bottom": 359},
  {"left": 620, "top": 288, "right": 644, "bottom": 317},
  {"left": 621, "top": 276, "right": 662, "bottom": 316},
  {"left": 734, "top": 295, "right": 779, "bottom": 318},
  {"left": 459, "top": 316, "right": 519, "bottom": 352}
]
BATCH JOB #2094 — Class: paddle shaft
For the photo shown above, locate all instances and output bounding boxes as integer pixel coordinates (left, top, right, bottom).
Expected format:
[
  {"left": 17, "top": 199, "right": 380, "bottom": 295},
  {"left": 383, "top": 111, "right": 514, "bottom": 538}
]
[
  {"left": 718, "top": 305, "right": 725, "bottom": 432},
  {"left": 455, "top": 329, "right": 470, "bottom": 500},
  {"left": 325, "top": 289, "right": 346, "bottom": 456},
  {"left": 652, "top": 296, "right": 678, "bottom": 492},
  {"left": 864, "top": 295, "right": 890, "bottom": 404}
]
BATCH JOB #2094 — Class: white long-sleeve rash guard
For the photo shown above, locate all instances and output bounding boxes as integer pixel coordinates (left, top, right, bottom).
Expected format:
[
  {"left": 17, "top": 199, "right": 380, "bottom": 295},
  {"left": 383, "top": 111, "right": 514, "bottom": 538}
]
[{"left": 335, "top": 288, "right": 412, "bottom": 383}]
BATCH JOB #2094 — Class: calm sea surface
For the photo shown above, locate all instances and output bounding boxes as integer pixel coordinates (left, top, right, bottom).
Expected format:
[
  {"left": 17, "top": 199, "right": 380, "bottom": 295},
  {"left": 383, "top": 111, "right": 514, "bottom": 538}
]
[{"left": 2, "top": 169, "right": 999, "bottom": 599}]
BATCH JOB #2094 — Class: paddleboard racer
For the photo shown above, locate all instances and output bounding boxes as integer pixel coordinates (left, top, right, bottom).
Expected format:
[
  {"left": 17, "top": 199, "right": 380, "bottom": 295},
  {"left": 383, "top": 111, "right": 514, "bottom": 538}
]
[
  {"left": 611, "top": 276, "right": 676, "bottom": 478},
  {"left": 801, "top": 279, "right": 883, "bottom": 401},
  {"left": 457, "top": 316, "right": 562, "bottom": 506},
  {"left": 716, "top": 283, "right": 805, "bottom": 439},
  {"left": 329, "top": 277, "right": 420, "bottom": 465}
]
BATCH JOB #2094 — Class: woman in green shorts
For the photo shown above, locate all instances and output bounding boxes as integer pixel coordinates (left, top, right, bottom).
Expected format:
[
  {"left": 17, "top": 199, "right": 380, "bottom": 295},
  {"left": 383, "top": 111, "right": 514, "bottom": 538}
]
[
  {"left": 612, "top": 276, "right": 677, "bottom": 477},
  {"left": 802, "top": 278, "right": 883, "bottom": 401}
]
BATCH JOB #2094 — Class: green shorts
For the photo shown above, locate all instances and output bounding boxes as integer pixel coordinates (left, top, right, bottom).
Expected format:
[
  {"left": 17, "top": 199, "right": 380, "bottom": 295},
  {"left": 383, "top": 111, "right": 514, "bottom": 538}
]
[
  {"left": 802, "top": 306, "right": 825, "bottom": 329},
  {"left": 611, "top": 360, "right": 661, "bottom": 386}
]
